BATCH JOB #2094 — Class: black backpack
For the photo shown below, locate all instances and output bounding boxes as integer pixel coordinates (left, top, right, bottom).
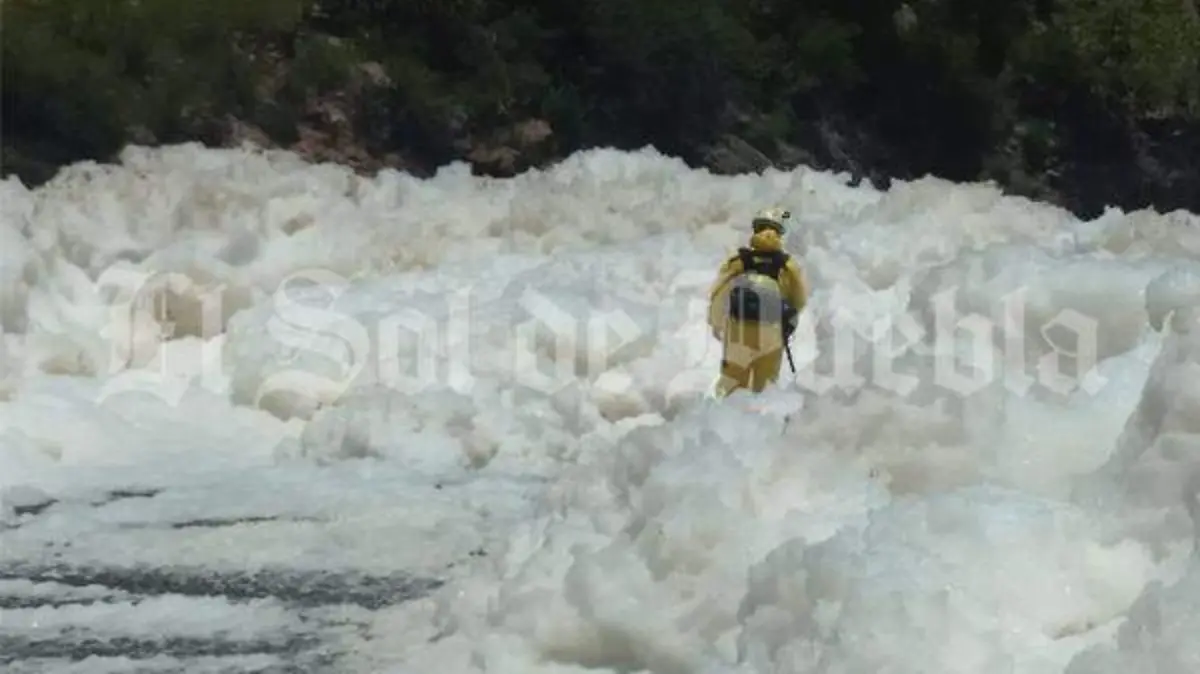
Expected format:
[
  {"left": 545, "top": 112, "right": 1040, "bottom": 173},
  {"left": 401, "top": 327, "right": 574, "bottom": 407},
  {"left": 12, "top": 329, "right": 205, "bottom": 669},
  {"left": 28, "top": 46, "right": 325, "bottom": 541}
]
[{"left": 726, "top": 248, "right": 799, "bottom": 338}]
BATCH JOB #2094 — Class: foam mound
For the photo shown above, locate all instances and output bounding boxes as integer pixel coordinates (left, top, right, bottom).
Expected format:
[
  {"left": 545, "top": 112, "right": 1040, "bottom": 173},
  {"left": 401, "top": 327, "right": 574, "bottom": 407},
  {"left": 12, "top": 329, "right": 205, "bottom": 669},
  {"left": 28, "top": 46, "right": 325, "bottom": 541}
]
[{"left": 1, "top": 142, "right": 1198, "bottom": 672}]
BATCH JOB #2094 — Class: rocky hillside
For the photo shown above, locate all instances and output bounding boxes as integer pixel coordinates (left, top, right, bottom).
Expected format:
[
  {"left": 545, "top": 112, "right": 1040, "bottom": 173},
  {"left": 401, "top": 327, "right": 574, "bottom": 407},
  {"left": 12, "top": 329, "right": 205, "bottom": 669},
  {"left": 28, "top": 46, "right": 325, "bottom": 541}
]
[{"left": 4, "top": 0, "right": 1199, "bottom": 217}]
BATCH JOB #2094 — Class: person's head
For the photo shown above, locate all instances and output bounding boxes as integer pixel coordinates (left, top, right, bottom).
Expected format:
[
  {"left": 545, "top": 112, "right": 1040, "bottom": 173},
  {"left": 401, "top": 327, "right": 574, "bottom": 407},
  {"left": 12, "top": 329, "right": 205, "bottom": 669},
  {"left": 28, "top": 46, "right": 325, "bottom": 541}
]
[{"left": 749, "top": 206, "right": 790, "bottom": 250}]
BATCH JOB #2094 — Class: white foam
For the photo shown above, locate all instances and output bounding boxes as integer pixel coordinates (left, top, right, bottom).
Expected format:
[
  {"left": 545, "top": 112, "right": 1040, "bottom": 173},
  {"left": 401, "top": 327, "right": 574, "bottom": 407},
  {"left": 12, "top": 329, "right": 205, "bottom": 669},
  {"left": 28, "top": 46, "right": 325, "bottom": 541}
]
[{"left": 1, "top": 143, "right": 1198, "bottom": 672}]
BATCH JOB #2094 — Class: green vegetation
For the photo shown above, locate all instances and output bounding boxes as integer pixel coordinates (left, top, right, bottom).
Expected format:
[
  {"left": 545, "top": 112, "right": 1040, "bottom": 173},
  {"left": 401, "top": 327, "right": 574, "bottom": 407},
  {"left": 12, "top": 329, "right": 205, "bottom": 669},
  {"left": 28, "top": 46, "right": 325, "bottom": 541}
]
[{"left": 3, "top": 0, "right": 1199, "bottom": 215}]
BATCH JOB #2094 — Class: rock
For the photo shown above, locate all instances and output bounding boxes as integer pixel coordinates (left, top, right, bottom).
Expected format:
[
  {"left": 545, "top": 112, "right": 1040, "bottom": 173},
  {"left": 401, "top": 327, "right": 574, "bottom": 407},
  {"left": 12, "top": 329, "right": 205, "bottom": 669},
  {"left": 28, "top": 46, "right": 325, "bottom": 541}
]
[
  {"left": 703, "top": 134, "right": 773, "bottom": 174},
  {"left": 128, "top": 125, "right": 158, "bottom": 146},
  {"left": 513, "top": 119, "right": 553, "bottom": 148},
  {"left": 225, "top": 116, "right": 272, "bottom": 149},
  {"left": 466, "top": 118, "right": 555, "bottom": 176},
  {"left": 357, "top": 61, "right": 392, "bottom": 88},
  {"left": 775, "top": 141, "right": 818, "bottom": 170},
  {"left": 276, "top": 59, "right": 417, "bottom": 175},
  {"left": 468, "top": 145, "right": 520, "bottom": 174},
  {"left": 894, "top": 4, "right": 919, "bottom": 34}
]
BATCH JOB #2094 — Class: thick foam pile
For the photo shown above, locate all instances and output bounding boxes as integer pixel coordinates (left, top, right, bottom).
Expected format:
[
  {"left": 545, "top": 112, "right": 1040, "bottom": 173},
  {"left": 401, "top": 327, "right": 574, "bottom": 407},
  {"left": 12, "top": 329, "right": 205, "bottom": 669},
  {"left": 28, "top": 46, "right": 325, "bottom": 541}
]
[{"left": 1, "top": 142, "right": 1198, "bottom": 673}]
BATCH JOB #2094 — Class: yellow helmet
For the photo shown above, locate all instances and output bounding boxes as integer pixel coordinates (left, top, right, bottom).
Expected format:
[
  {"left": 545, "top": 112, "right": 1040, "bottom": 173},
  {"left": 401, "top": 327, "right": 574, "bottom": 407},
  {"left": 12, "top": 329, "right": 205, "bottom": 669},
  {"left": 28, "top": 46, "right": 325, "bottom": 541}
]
[{"left": 752, "top": 206, "right": 790, "bottom": 233}]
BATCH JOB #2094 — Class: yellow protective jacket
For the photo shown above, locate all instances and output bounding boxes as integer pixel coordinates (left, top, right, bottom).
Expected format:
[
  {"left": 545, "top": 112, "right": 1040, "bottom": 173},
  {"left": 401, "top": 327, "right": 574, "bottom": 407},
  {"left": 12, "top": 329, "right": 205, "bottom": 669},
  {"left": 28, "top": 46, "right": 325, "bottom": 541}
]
[{"left": 707, "top": 227, "right": 808, "bottom": 338}]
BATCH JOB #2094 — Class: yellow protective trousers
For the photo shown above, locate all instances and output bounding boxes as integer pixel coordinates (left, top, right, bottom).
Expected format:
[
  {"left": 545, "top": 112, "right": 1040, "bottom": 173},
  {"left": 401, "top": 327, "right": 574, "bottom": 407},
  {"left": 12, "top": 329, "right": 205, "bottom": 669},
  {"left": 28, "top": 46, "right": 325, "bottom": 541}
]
[{"left": 715, "top": 318, "right": 786, "bottom": 397}]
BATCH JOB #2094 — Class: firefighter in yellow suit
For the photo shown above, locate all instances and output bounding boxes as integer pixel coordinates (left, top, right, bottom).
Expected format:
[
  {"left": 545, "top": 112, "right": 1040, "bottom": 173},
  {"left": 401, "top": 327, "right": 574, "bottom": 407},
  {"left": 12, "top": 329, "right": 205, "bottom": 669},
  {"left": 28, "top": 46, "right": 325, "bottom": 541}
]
[{"left": 707, "top": 206, "right": 809, "bottom": 397}]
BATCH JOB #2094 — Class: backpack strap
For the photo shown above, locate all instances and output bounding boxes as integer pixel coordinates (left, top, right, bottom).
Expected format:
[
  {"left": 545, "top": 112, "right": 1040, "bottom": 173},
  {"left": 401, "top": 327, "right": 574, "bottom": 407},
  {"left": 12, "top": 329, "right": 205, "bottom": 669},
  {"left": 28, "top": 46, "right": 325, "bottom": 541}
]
[{"left": 736, "top": 247, "right": 789, "bottom": 280}]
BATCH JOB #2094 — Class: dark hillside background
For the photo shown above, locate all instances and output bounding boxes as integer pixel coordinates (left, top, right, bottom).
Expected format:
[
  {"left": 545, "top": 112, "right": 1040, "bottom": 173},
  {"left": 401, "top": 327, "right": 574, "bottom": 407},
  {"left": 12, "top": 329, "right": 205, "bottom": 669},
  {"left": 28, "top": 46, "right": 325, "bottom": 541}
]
[{"left": 3, "top": 0, "right": 1198, "bottom": 217}]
